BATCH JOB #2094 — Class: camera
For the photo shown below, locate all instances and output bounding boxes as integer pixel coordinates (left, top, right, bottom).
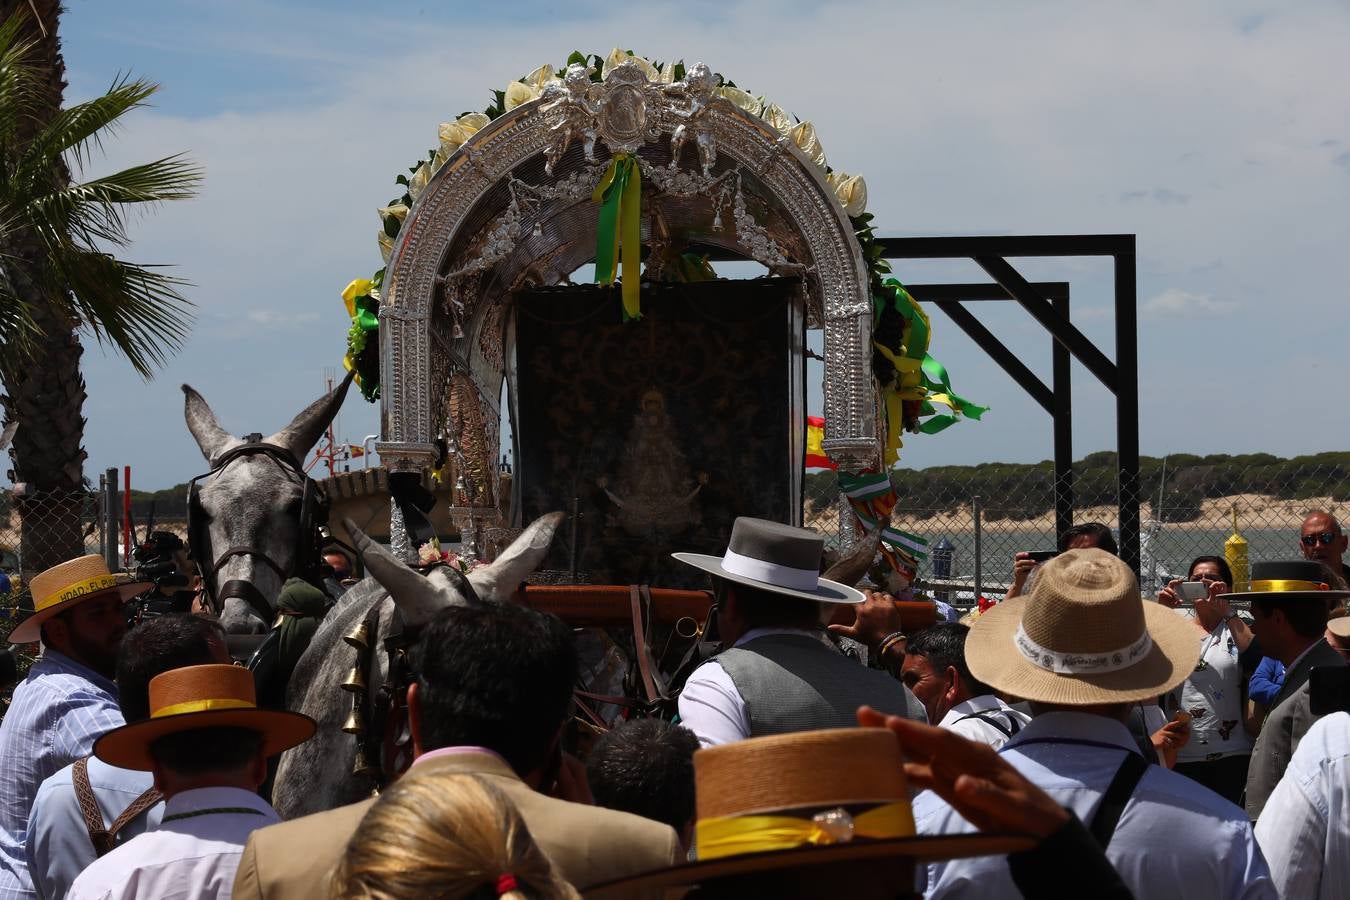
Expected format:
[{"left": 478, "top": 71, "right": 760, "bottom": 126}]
[{"left": 127, "top": 531, "right": 194, "bottom": 620}]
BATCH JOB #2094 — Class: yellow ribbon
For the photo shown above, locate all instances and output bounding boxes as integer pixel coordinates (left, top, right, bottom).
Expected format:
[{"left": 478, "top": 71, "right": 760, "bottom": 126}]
[
  {"left": 592, "top": 154, "right": 643, "bottom": 321},
  {"left": 695, "top": 802, "right": 915, "bottom": 861},
  {"left": 152, "top": 698, "right": 255, "bottom": 718},
  {"left": 40, "top": 575, "right": 118, "bottom": 612},
  {"left": 1250, "top": 579, "right": 1327, "bottom": 593}
]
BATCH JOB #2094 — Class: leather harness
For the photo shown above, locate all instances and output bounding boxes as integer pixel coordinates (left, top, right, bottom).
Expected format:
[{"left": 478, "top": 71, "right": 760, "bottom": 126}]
[{"left": 187, "top": 439, "right": 328, "bottom": 624}]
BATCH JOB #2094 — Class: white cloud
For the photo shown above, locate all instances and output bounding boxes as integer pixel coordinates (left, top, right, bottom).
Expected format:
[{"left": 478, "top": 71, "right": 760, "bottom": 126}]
[
  {"left": 1142, "top": 289, "right": 1237, "bottom": 316},
  {"left": 54, "top": 0, "right": 1350, "bottom": 486}
]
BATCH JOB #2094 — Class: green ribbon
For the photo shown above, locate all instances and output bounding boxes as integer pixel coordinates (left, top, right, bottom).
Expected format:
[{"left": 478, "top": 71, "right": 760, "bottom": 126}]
[
  {"left": 592, "top": 153, "right": 643, "bottom": 321},
  {"left": 920, "top": 354, "right": 989, "bottom": 421}
]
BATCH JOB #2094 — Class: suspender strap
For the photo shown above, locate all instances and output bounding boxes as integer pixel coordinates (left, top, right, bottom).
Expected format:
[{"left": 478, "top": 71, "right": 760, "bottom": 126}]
[
  {"left": 955, "top": 710, "right": 1022, "bottom": 738},
  {"left": 1089, "top": 752, "right": 1149, "bottom": 849},
  {"left": 71, "top": 757, "right": 163, "bottom": 857}
]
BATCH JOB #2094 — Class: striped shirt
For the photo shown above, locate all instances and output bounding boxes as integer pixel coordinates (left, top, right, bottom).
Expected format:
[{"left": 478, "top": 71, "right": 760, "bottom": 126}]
[
  {"left": 1255, "top": 711, "right": 1350, "bottom": 900},
  {"left": 0, "top": 651, "right": 124, "bottom": 900}
]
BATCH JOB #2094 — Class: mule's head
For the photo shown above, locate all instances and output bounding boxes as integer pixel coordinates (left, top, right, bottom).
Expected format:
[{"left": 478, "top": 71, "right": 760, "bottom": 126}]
[
  {"left": 347, "top": 511, "right": 565, "bottom": 626},
  {"left": 182, "top": 373, "right": 352, "bottom": 633}
]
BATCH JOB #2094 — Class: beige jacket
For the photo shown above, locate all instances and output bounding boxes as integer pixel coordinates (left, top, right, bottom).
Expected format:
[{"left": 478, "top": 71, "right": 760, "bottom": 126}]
[{"left": 231, "top": 750, "right": 681, "bottom": 899}]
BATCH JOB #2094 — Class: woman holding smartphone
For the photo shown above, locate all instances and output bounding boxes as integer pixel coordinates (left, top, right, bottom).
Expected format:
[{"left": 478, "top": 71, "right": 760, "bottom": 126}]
[{"left": 1158, "top": 556, "right": 1255, "bottom": 803}]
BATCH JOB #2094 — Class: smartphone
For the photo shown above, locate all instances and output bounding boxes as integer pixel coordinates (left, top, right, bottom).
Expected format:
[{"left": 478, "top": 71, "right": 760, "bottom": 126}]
[
  {"left": 1026, "top": 550, "right": 1060, "bottom": 563},
  {"left": 1176, "top": 581, "right": 1209, "bottom": 602},
  {"left": 1309, "top": 666, "right": 1350, "bottom": 716}
]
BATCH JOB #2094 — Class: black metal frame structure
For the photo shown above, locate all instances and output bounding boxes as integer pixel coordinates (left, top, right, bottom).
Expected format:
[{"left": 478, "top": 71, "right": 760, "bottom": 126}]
[{"left": 882, "top": 234, "right": 1140, "bottom": 573}]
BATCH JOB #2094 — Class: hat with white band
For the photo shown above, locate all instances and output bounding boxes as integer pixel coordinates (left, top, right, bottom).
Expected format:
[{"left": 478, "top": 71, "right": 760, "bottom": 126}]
[
  {"left": 673, "top": 517, "right": 864, "bottom": 604},
  {"left": 964, "top": 548, "right": 1199, "bottom": 705}
]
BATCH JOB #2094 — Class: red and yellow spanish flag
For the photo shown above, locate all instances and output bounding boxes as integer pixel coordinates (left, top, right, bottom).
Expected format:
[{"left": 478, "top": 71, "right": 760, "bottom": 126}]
[{"left": 806, "top": 416, "right": 837, "bottom": 470}]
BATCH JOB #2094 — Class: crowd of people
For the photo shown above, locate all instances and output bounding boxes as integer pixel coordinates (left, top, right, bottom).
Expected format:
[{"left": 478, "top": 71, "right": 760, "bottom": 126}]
[{"left": 0, "top": 507, "right": 1347, "bottom": 898}]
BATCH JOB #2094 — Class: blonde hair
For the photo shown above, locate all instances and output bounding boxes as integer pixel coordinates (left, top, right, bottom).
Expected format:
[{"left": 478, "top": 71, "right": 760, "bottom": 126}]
[{"left": 332, "top": 771, "right": 580, "bottom": 900}]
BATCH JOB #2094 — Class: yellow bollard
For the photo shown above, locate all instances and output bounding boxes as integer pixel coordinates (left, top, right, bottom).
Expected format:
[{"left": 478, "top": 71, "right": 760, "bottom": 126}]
[{"left": 1225, "top": 505, "right": 1249, "bottom": 593}]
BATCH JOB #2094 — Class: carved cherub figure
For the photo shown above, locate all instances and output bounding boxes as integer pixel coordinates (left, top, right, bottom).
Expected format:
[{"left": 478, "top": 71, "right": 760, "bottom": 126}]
[
  {"left": 667, "top": 62, "right": 720, "bottom": 174},
  {"left": 542, "top": 63, "right": 599, "bottom": 174}
]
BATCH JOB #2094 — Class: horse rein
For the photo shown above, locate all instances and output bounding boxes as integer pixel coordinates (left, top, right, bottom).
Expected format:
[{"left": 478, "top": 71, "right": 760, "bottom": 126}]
[{"left": 188, "top": 438, "right": 325, "bottom": 624}]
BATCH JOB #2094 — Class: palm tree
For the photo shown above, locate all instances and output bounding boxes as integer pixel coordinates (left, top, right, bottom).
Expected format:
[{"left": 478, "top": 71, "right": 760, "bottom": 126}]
[{"left": 0, "top": 5, "right": 200, "bottom": 575}]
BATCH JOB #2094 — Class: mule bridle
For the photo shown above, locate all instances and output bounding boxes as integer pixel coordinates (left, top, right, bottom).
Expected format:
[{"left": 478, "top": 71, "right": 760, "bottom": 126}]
[{"left": 188, "top": 437, "right": 327, "bottom": 624}]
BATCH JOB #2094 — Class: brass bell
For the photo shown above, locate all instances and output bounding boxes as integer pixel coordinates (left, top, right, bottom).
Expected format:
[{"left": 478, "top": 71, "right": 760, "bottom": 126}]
[
  {"left": 341, "top": 705, "right": 366, "bottom": 735},
  {"left": 343, "top": 621, "right": 371, "bottom": 651},
  {"left": 353, "top": 746, "right": 379, "bottom": 778},
  {"left": 340, "top": 665, "right": 366, "bottom": 693}
]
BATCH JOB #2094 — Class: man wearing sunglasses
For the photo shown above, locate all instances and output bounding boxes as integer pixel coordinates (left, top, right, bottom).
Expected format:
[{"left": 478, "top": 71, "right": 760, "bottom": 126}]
[{"left": 1300, "top": 512, "right": 1349, "bottom": 585}]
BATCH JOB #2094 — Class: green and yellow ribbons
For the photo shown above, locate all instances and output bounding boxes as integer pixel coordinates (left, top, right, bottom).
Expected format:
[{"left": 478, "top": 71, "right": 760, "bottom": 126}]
[
  {"left": 872, "top": 278, "right": 986, "bottom": 464},
  {"left": 695, "top": 802, "right": 915, "bottom": 861},
  {"left": 342, "top": 277, "right": 382, "bottom": 402},
  {"left": 592, "top": 153, "right": 643, "bottom": 321}
]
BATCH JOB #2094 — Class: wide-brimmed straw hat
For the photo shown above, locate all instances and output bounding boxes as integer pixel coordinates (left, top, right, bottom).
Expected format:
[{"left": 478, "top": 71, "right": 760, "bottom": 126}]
[
  {"left": 965, "top": 549, "right": 1199, "bottom": 705},
  {"left": 673, "top": 517, "right": 863, "bottom": 604},
  {"left": 586, "top": 728, "right": 1031, "bottom": 899},
  {"left": 1219, "top": 560, "right": 1350, "bottom": 604},
  {"left": 93, "top": 664, "right": 316, "bottom": 770},
  {"left": 9, "top": 555, "right": 150, "bottom": 644}
]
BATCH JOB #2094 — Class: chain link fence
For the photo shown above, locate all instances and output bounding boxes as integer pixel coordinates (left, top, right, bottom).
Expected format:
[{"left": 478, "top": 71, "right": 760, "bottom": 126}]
[{"left": 805, "top": 452, "right": 1350, "bottom": 606}]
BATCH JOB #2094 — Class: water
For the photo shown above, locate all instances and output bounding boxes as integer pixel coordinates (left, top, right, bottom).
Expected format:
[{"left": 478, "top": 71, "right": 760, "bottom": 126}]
[{"left": 921, "top": 526, "right": 1301, "bottom": 598}]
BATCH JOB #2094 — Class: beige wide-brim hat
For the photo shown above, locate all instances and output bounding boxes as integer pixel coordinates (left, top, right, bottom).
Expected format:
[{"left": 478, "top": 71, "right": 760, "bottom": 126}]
[
  {"left": 94, "top": 664, "right": 315, "bottom": 770},
  {"left": 674, "top": 517, "right": 863, "bottom": 604},
  {"left": 10, "top": 555, "right": 150, "bottom": 644},
  {"left": 966, "top": 549, "right": 1200, "bottom": 705}
]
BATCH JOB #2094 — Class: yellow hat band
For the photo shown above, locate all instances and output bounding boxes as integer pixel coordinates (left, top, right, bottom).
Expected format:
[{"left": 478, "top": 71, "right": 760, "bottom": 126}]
[
  {"left": 1250, "top": 579, "right": 1327, "bottom": 593},
  {"left": 694, "top": 802, "right": 914, "bottom": 861},
  {"left": 153, "top": 698, "right": 256, "bottom": 718},
  {"left": 39, "top": 575, "right": 118, "bottom": 612}
]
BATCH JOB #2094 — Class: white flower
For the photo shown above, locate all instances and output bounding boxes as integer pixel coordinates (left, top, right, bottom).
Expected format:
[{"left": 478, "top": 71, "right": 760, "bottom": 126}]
[
  {"left": 761, "top": 103, "right": 794, "bottom": 135},
  {"left": 377, "top": 230, "right": 394, "bottom": 264},
  {"left": 377, "top": 203, "right": 409, "bottom": 225},
  {"left": 829, "top": 172, "right": 868, "bottom": 217},
  {"left": 602, "top": 48, "right": 657, "bottom": 81},
  {"left": 716, "top": 86, "right": 762, "bottom": 116},
  {"left": 408, "top": 162, "right": 431, "bottom": 201},
  {"left": 504, "top": 80, "right": 541, "bottom": 110},
  {"left": 417, "top": 542, "right": 443, "bottom": 566},
  {"left": 438, "top": 112, "right": 490, "bottom": 157},
  {"left": 522, "top": 64, "right": 555, "bottom": 88},
  {"left": 789, "top": 121, "right": 826, "bottom": 168}
]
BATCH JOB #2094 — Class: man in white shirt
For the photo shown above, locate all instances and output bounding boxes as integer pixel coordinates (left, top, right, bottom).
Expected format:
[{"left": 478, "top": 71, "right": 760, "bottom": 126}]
[
  {"left": 916, "top": 549, "right": 1275, "bottom": 900},
  {"left": 1255, "top": 710, "right": 1350, "bottom": 900},
  {"left": 66, "top": 664, "right": 315, "bottom": 900},
  {"left": 673, "top": 518, "right": 923, "bottom": 746},
  {"left": 27, "top": 615, "right": 229, "bottom": 900},
  {"left": 899, "top": 622, "right": 1029, "bottom": 748}
]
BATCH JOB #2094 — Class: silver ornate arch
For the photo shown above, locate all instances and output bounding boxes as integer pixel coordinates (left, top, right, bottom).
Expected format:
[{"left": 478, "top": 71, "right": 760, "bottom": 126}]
[{"left": 375, "top": 61, "right": 879, "bottom": 555}]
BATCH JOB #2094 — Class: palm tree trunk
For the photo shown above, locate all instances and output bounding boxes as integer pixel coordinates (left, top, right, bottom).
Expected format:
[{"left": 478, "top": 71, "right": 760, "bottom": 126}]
[{"left": 0, "top": 0, "right": 86, "bottom": 576}]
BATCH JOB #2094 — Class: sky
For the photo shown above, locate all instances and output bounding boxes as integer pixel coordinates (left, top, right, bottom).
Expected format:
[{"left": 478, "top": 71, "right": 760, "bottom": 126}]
[{"left": 31, "top": 0, "right": 1350, "bottom": 489}]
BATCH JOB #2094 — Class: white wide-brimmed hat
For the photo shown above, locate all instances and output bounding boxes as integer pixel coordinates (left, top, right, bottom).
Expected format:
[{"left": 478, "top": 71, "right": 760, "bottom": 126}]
[
  {"left": 965, "top": 549, "right": 1199, "bottom": 705},
  {"left": 674, "top": 517, "right": 863, "bottom": 604}
]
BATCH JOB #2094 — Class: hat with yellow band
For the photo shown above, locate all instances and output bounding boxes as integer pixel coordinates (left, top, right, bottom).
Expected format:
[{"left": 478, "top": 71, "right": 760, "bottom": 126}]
[
  {"left": 9, "top": 555, "right": 151, "bottom": 645},
  {"left": 1218, "top": 560, "right": 1350, "bottom": 604},
  {"left": 93, "top": 664, "right": 316, "bottom": 770},
  {"left": 585, "top": 728, "right": 1031, "bottom": 899}
]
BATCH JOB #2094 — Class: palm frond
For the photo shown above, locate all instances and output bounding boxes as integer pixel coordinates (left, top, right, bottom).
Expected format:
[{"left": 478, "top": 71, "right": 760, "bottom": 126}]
[
  {"left": 27, "top": 154, "right": 202, "bottom": 248},
  {"left": 0, "top": 12, "right": 48, "bottom": 147},
  {"left": 17, "top": 75, "right": 158, "bottom": 180},
  {"left": 53, "top": 249, "right": 195, "bottom": 378}
]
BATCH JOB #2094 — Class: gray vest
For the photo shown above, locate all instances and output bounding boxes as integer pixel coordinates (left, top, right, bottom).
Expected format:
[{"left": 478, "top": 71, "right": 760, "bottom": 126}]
[{"left": 715, "top": 633, "right": 925, "bottom": 736}]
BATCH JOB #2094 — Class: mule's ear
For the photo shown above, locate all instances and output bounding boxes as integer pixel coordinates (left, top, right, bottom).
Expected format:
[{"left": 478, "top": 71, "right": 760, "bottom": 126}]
[
  {"left": 183, "top": 384, "right": 235, "bottom": 463},
  {"left": 822, "top": 516, "right": 886, "bottom": 589},
  {"left": 345, "top": 518, "right": 451, "bottom": 627},
  {"left": 267, "top": 370, "right": 355, "bottom": 461},
  {"left": 468, "top": 511, "right": 565, "bottom": 603}
]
